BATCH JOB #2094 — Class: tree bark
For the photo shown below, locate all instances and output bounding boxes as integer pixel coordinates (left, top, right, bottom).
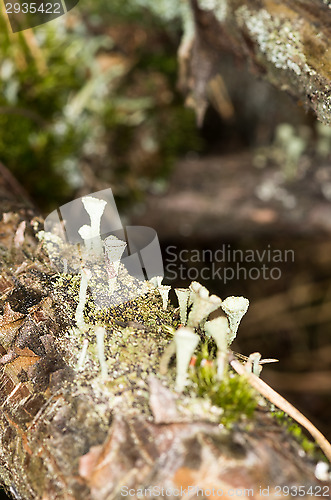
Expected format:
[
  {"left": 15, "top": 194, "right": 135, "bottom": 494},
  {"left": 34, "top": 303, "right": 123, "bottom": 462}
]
[
  {"left": 0, "top": 163, "right": 329, "bottom": 500},
  {"left": 181, "top": 0, "right": 331, "bottom": 125}
]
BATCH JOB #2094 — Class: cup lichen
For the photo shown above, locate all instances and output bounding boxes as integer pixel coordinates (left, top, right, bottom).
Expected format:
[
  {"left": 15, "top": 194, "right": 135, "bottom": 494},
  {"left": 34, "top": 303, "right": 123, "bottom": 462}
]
[
  {"left": 81, "top": 196, "right": 107, "bottom": 256},
  {"left": 204, "top": 316, "right": 229, "bottom": 380},
  {"left": 175, "top": 287, "right": 190, "bottom": 325},
  {"left": 158, "top": 285, "right": 171, "bottom": 310},
  {"left": 75, "top": 267, "right": 92, "bottom": 331},
  {"left": 187, "top": 286, "right": 222, "bottom": 328},
  {"left": 103, "top": 235, "right": 127, "bottom": 295},
  {"left": 221, "top": 296, "right": 249, "bottom": 344}
]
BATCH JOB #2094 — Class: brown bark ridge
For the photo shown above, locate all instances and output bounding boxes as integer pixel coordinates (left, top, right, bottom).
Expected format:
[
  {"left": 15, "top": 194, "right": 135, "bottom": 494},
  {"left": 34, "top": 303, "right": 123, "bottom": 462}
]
[
  {"left": 180, "top": 0, "right": 331, "bottom": 125},
  {"left": 0, "top": 164, "right": 330, "bottom": 499}
]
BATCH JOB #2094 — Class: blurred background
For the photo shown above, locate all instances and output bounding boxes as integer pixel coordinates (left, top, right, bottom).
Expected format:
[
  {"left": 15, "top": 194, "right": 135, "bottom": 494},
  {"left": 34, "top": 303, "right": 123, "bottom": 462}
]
[{"left": 0, "top": 1, "right": 331, "bottom": 497}]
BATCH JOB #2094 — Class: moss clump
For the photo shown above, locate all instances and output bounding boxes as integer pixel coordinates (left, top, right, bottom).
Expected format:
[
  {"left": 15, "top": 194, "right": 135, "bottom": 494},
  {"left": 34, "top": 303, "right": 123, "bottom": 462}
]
[
  {"left": 190, "top": 344, "right": 257, "bottom": 426},
  {"left": 271, "top": 410, "right": 325, "bottom": 460}
]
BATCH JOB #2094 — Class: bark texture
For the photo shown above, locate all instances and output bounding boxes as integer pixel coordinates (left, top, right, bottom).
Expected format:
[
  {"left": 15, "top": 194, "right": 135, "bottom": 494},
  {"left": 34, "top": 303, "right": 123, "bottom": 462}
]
[
  {"left": 181, "top": 0, "right": 331, "bottom": 124},
  {"left": 0, "top": 164, "right": 329, "bottom": 500}
]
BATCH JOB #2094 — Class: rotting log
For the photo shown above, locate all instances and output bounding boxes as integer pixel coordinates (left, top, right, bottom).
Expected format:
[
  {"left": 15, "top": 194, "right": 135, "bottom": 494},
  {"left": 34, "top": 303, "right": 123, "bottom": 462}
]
[
  {"left": 0, "top": 163, "right": 330, "bottom": 500},
  {"left": 180, "top": 0, "right": 331, "bottom": 124},
  {"left": 133, "top": 153, "right": 331, "bottom": 240}
]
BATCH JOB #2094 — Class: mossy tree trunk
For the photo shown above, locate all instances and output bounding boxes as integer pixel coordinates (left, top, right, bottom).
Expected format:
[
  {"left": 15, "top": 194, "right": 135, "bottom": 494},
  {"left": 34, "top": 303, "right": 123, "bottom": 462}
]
[
  {"left": 0, "top": 163, "right": 329, "bottom": 500},
  {"left": 181, "top": 0, "right": 331, "bottom": 124}
]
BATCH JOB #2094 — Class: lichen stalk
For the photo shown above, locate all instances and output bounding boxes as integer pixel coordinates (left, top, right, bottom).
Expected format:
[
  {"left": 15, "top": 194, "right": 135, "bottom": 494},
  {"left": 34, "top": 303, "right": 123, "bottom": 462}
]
[
  {"left": 103, "top": 235, "right": 127, "bottom": 295},
  {"left": 82, "top": 196, "right": 107, "bottom": 256},
  {"left": 77, "top": 338, "right": 89, "bottom": 371},
  {"left": 175, "top": 288, "right": 190, "bottom": 325},
  {"left": 158, "top": 285, "right": 171, "bottom": 310},
  {"left": 174, "top": 327, "right": 200, "bottom": 392},
  {"left": 75, "top": 267, "right": 92, "bottom": 331},
  {"left": 78, "top": 224, "right": 93, "bottom": 252},
  {"left": 95, "top": 326, "right": 108, "bottom": 380},
  {"left": 204, "top": 317, "right": 229, "bottom": 380}
]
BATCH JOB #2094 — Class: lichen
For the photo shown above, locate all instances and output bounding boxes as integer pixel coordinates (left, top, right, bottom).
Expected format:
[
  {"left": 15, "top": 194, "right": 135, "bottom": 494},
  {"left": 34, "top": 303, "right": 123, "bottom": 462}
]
[
  {"left": 133, "top": 0, "right": 181, "bottom": 21},
  {"left": 236, "top": 6, "right": 314, "bottom": 78},
  {"left": 197, "top": 0, "right": 228, "bottom": 23},
  {"left": 234, "top": 5, "right": 331, "bottom": 124},
  {"left": 52, "top": 267, "right": 257, "bottom": 429},
  {"left": 52, "top": 265, "right": 176, "bottom": 385}
]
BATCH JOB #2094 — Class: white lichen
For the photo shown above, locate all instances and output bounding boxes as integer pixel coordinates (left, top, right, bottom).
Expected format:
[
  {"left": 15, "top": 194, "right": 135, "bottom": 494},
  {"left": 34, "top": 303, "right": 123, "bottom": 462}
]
[
  {"left": 175, "top": 288, "right": 190, "bottom": 325},
  {"left": 315, "top": 461, "right": 330, "bottom": 481},
  {"left": 82, "top": 196, "right": 107, "bottom": 256},
  {"left": 174, "top": 327, "right": 200, "bottom": 392},
  {"left": 204, "top": 317, "right": 229, "bottom": 349},
  {"left": 150, "top": 275, "right": 163, "bottom": 288},
  {"left": 133, "top": 0, "right": 180, "bottom": 21},
  {"left": 77, "top": 339, "right": 89, "bottom": 371},
  {"left": 36, "top": 230, "right": 63, "bottom": 261},
  {"left": 204, "top": 316, "right": 229, "bottom": 380},
  {"left": 198, "top": 0, "right": 228, "bottom": 23},
  {"left": 78, "top": 224, "right": 93, "bottom": 251},
  {"left": 187, "top": 286, "right": 222, "bottom": 328},
  {"left": 95, "top": 326, "right": 108, "bottom": 379},
  {"left": 221, "top": 296, "right": 249, "bottom": 343},
  {"left": 158, "top": 285, "right": 172, "bottom": 310},
  {"left": 245, "top": 352, "right": 262, "bottom": 377},
  {"left": 188, "top": 281, "right": 209, "bottom": 307},
  {"left": 103, "top": 235, "right": 127, "bottom": 294},
  {"left": 236, "top": 6, "right": 315, "bottom": 78},
  {"left": 75, "top": 267, "right": 92, "bottom": 330}
]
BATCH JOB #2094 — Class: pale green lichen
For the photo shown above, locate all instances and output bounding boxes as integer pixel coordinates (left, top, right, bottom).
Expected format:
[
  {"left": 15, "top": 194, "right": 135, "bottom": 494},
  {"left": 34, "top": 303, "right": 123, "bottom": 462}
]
[
  {"left": 157, "top": 285, "right": 171, "bottom": 310},
  {"left": 197, "top": 0, "right": 228, "bottom": 23},
  {"left": 313, "top": 92, "right": 331, "bottom": 126},
  {"left": 133, "top": 0, "right": 181, "bottom": 21},
  {"left": 274, "top": 123, "right": 307, "bottom": 179},
  {"left": 187, "top": 288, "right": 222, "bottom": 328},
  {"left": 221, "top": 296, "right": 249, "bottom": 344},
  {"left": 175, "top": 288, "right": 190, "bottom": 325},
  {"left": 316, "top": 122, "right": 331, "bottom": 157},
  {"left": 174, "top": 327, "right": 200, "bottom": 391},
  {"left": 236, "top": 6, "right": 315, "bottom": 78},
  {"left": 204, "top": 317, "right": 229, "bottom": 380},
  {"left": 131, "top": 0, "right": 195, "bottom": 46}
]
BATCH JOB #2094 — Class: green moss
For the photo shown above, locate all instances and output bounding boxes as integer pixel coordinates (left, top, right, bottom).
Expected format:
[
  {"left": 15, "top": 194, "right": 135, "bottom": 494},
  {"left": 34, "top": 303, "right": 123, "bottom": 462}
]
[
  {"left": 189, "top": 344, "right": 257, "bottom": 426},
  {"left": 0, "top": 2, "right": 202, "bottom": 212},
  {"left": 271, "top": 410, "right": 325, "bottom": 460}
]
